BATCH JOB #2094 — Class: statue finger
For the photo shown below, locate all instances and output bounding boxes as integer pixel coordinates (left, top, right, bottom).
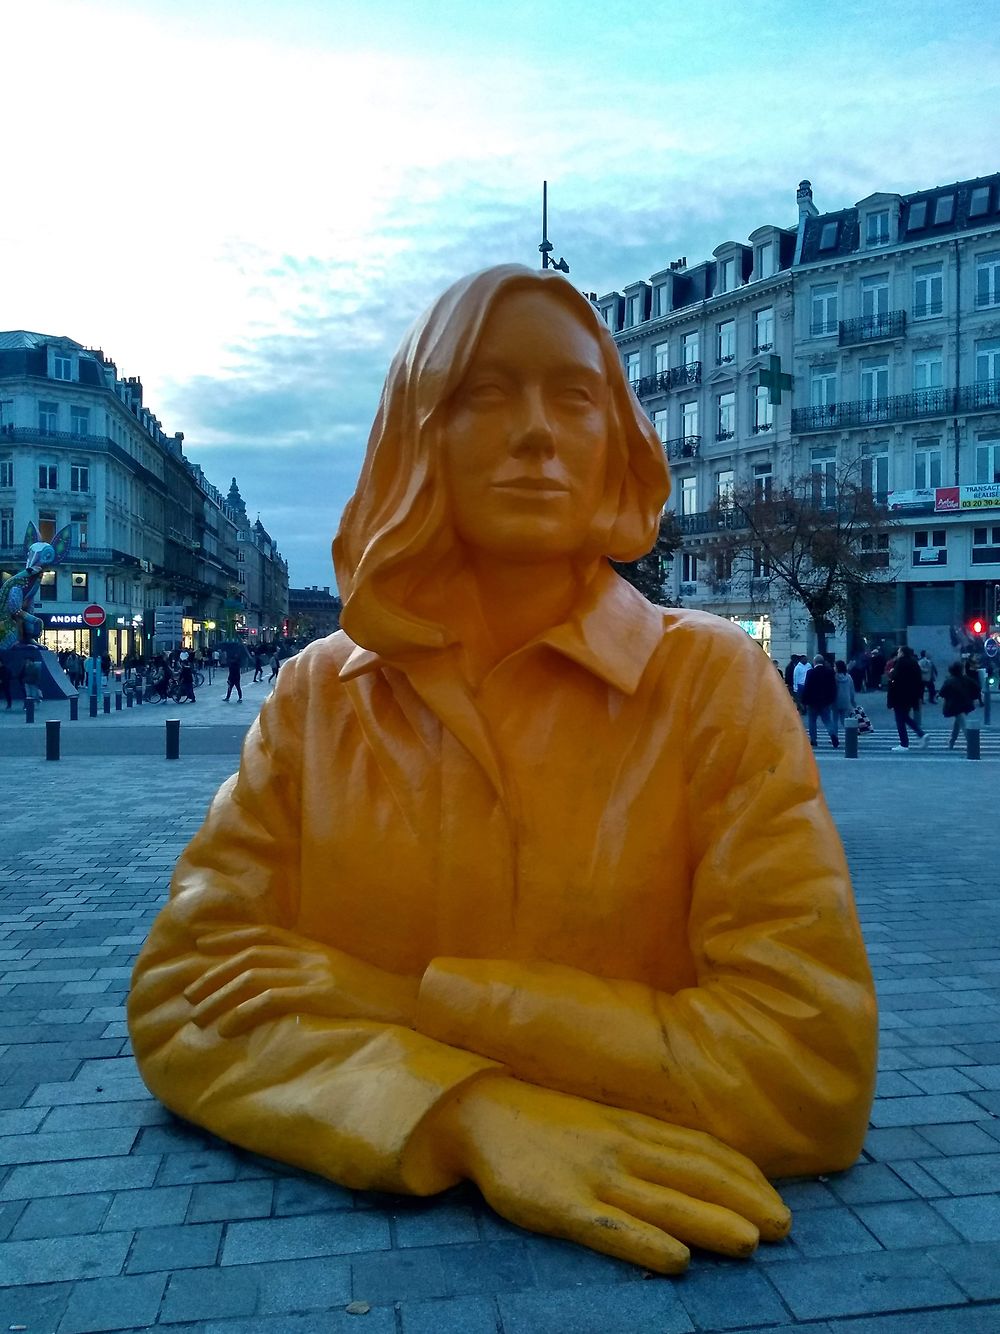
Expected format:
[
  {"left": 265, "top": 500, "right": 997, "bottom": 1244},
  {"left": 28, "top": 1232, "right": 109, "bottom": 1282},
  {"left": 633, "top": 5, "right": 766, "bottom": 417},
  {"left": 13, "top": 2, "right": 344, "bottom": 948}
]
[
  {"left": 601, "top": 1178, "right": 760, "bottom": 1259},
  {"left": 184, "top": 947, "right": 302, "bottom": 1005},
  {"left": 624, "top": 1146, "right": 791, "bottom": 1242},
  {"left": 217, "top": 984, "right": 318, "bottom": 1038},
  {"left": 627, "top": 1117, "right": 773, "bottom": 1188},
  {"left": 564, "top": 1202, "right": 690, "bottom": 1274},
  {"left": 188, "top": 968, "right": 305, "bottom": 1028},
  {"left": 196, "top": 925, "right": 295, "bottom": 953}
]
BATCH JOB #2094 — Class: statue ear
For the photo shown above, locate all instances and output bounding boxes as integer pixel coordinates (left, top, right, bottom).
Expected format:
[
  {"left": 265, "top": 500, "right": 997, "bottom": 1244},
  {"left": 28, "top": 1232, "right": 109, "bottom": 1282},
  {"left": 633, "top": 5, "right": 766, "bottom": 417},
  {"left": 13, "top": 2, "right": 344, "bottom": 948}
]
[
  {"left": 51, "top": 525, "right": 74, "bottom": 564},
  {"left": 23, "top": 522, "right": 39, "bottom": 551}
]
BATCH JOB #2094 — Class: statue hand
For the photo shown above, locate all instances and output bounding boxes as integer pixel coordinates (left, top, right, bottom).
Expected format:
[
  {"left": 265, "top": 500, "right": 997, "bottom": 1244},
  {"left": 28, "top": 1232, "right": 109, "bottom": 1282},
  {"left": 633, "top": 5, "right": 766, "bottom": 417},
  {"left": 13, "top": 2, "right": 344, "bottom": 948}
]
[
  {"left": 434, "top": 1075, "right": 790, "bottom": 1273},
  {"left": 183, "top": 924, "right": 419, "bottom": 1035}
]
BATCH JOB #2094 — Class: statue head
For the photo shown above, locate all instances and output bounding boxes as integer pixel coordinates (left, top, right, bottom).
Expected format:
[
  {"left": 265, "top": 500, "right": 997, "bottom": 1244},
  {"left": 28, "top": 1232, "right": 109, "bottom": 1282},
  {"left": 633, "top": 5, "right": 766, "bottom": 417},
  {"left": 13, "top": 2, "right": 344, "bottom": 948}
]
[
  {"left": 23, "top": 522, "right": 73, "bottom": 574},
  {"left": 334, "top": 264, "right": 671, "bottom": 657}
]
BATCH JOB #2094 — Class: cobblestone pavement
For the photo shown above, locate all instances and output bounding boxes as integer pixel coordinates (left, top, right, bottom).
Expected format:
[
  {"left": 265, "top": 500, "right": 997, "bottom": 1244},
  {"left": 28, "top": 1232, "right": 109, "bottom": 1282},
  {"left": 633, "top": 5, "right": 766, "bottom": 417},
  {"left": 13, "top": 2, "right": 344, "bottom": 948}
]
[{"left": 0, "top": 743, "right": 998, "bottom": 1332}]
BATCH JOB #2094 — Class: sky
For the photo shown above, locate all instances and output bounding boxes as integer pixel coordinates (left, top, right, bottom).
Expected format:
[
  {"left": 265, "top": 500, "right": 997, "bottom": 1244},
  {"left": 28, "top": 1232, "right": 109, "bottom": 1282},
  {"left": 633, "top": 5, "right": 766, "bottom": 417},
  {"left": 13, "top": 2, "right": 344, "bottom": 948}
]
[{"left": 3, "top": 0, "right": 999, "bottom": 589}]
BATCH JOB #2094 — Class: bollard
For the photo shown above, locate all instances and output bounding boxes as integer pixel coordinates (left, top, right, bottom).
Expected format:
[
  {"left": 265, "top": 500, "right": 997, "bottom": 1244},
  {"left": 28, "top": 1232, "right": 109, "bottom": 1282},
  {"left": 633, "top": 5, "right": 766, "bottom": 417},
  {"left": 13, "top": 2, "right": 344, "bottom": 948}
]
[
  {"left": 103, "top": 693, "right": 111, "bottom": 715},
  {"left": 69, "top": 694, "right": 78, "bottom": 722},
  {"left": 984, "top": 687, "right": 992, "bottom": 727},
  {"left": 25, "top": 697, "right": 35, "bottom": 724},
  {"left": 136, "top": 684, "right": 143, "bottom": 707},
  {"left": 165, "top": 718, "right": 180, "bottom": 760},
  {"left": 115, "top": 690, "right": 122, "bottom": 712},
  {"left": 89, "top": 693, "right": 98, "bottom": 718},
  {"left": 844, "top": 716, "right": 859, "bottom": 759},
  {"left": 966, "top": 716, "right": 981, "bottom": 761},
  {"left": 45, "top": 719, "right": 60, "bottom": 761},
  {"left": 126, "top": 689, "right": 133, "bottom": 709}
]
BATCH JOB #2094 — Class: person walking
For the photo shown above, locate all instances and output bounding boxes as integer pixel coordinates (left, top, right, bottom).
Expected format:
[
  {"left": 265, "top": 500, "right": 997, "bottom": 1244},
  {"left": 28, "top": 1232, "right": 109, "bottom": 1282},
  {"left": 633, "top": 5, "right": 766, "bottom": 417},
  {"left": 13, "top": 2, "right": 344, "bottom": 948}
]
[
  {"left": 252, "top": 651, "right": 264, "bottom": 684},
  {"left": 224, "top": 654, "right": 243, "bottom": 703},
  {"left": 268, "top": 648, "right": 280, "bottom": 683},
  {"left": 834, "top": 660, "right": 856, "bottom": 732},
  {"left": 888, "top": 645, "right": 928, "bottom": 751},
  {"left": 802, "top": 654, "right": 839, "bottom": 748},
  {"left": 792, "top": 654, "right": 811, "bottom": 713},
  {"left": 940, "top": 662, "right": 976, "bottom": 750},
  {"left": 178, "top": 660, "right": 196, "bottom": 704},
  {"left": 918, "top": 650, "right": 937, "bottom": 704},
  {"left": 0, "top": 657, "right": 11, "bottom": 710}
]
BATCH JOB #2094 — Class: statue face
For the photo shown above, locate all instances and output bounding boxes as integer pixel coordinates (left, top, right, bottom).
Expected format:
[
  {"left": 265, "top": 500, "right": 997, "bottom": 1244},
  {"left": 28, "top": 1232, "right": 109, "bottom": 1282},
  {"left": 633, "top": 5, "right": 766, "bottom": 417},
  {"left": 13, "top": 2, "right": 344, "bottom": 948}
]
[{"left": 441, "top": 288, "right": 610, "bottom": 562}]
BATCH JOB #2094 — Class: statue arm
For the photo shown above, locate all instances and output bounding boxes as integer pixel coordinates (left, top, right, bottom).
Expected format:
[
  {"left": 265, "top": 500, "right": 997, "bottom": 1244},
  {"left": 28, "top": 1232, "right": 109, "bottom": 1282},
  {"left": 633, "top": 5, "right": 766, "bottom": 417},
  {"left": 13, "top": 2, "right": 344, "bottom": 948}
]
[
  {"left": 414, "top": 644, "right": 877, "bottom": 1179},
  {"left": 128, "top": 662, "right": 500, "bottom": 1195}
]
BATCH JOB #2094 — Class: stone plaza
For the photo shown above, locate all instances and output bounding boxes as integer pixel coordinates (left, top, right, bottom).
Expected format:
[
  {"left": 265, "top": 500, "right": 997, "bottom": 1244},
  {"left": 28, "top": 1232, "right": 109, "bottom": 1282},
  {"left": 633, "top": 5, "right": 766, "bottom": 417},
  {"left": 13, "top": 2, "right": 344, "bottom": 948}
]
[{"left": 0, "top": 686, "right": 998, "bottom": 1333}]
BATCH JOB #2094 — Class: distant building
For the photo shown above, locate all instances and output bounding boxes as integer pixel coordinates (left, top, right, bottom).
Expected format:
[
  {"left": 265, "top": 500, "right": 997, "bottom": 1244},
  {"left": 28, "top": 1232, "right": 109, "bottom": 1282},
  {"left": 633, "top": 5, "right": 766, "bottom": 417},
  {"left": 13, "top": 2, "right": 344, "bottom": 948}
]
[
  {"left": 287, "top": 585, "right": 342, "bottom": 641},
  {"left": 226, "top": 480, "right": 289, "bottom": 646},
  {"left": 607, "top": 171, "right": 1000, "bottom": 661},
  {"left": 0, "top": 331, "right": 286, "bottom": 659}
]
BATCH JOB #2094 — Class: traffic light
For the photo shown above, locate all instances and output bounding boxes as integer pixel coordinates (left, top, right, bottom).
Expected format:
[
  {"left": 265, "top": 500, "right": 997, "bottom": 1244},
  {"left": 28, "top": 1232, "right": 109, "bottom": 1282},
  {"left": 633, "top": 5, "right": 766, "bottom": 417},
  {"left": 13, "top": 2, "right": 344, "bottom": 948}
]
[{"left": 970, "top": 617, "right": 986, "bottom": 636}]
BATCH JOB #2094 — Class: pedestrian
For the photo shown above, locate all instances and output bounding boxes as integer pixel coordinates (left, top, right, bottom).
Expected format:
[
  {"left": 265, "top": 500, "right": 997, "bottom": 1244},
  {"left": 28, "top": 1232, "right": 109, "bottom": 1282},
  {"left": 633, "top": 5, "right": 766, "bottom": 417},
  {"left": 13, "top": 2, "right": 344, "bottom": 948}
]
[
  {"left": 888, "top": 645, "right": 928, "bottom": 752},
  {"left": 252, "top": 650, "right": 264, "bottom": 683},
  {"left": 0, "top": 657, "right": 11, "bottom": 710},
  {"left": 918, "top": 650, "right": 937, "bottom": 704},
  {"left": 940, "top": 662, "right": 976, "bottom": 750},
  {"left": 178, "top": 660, "right": 196, "bottom": 703},
  {"left": 869, "top": 646, "right": 886, "bottom": 691},
  {"left": 834, "top": 660, "right": 856, "bottom": 732},
  {"left": 20, "top": 656, "right": 42, "bottom": 710},
  {"left": 268, "top": 648, "right": 280, "bottom": 683},
  {"left": 225, "top": 655, "right": 243, "bottom": 703},
  {"left": 792, "top": 654, "right": 811, "bottom": 713},
  {"left": 802, "top": 654, "right": 839, "bottom": 748},
  {"left": 783, "top": 656, "right": 797, "bottom": 697}
]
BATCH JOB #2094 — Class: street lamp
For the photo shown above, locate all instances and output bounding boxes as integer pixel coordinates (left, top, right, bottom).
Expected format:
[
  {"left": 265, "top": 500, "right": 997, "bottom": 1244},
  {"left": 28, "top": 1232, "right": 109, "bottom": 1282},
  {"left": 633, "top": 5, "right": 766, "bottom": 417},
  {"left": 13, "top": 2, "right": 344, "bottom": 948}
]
[{"left": 539, "top": 181, "right": 569, "bottom": 274}]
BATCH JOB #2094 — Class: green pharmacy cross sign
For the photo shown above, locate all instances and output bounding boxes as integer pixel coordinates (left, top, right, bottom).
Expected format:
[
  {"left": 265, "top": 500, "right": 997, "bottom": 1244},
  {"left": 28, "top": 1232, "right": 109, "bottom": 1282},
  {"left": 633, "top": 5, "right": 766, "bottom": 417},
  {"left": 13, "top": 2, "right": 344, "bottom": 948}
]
[{"left": 758, "top": 354, "right": 793, "bottom": 405}]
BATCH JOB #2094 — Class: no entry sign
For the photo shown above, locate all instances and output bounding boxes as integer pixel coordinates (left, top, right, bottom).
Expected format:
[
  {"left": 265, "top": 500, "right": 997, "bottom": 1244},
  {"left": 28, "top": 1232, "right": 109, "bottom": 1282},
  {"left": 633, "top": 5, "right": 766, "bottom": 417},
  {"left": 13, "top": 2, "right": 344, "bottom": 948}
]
[{"left": 82, "top": 604, "right": 106, "bottom": 628}]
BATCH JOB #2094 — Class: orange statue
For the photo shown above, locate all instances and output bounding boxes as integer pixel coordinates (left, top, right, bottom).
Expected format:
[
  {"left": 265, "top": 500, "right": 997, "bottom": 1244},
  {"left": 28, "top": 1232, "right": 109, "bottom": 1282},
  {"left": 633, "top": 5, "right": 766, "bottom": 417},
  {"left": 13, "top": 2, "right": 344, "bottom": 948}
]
[{"left": 129, "top": 265, "right": 877, "bottom": 1273}]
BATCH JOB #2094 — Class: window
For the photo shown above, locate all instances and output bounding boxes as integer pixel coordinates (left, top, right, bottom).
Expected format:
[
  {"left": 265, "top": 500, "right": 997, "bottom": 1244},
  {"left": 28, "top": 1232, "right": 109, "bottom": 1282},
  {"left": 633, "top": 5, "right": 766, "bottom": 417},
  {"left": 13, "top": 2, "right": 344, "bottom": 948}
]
[
  {"left": 866, "top": 210, "right": 890, "bottom": 246},
  {"left": 861, "top": 532, "right": 890, "bottom": 553},
  {"left": 976, "top": 337, "right": 1000, "bottom": 383},
  {"left": 811, "top": 447, "right": 837, "bottom": 506},
  {"left": 603, "top": 303, "right": 617, "bottom": 331},
  {"left": 976, "top": 252, "right": 1000, "bottom": 309},
  {"left": 653, "top": 409, "right": 669, "bottom": 444},
  {"left": 753, "top": 307, "right": 773, "bottom": 353},
  {"left": 908, "top": 200, "right": 928, "bottom": 230},
  {"left": 755, "top": 241, "right": 774, "bottom": 279},
  {"left": 38, "top": 401, "right": 58, "bottom": 433},
  {"left": 39, "top": 570, "right": 57, "bottom": 602},
  {"left": 654, "top": 342, "right": 669, "bottom": 375},
  {"left": 0, "top": 456, "right": 12, "bottom": 488},
  {"left": 37, "top": 510, "right": 56, "bottom": 543},
  {"left": 681, "top": 476, "right": 697, "bottom": 515},
  {"left": 860, "top": 356, "right": 889, "bottom": 402},
  {"left": 969, "top": 186, "right": 991, "bottom": 219},
  {"left": 714, "top": 550, "right": 733, "bottom": 581},
  {"left": 971, "top": 525, "right": 1000, "bottom": 564},
  {"left": 624, "top": 351, "right": 641, "bottom": 384},
  {"left": 933, "top": 194, "right": 955, "bottom": 225},
  {"left": 861, "top": 442, "right": 889, "bottom": 501},
  {"left": 913, "top": 263, "right": 943, "bottom": 318},
  {"left": 753, "top": 385, "right": 773, "bottom": 433},
  {"left": 716, "top": 469, "right": 735, "bottom": 507},
  {"left": 626, "top": 293, "right": 643, "bottom": 328},
  {"left": 719, "top": 257, "right": 736, "bottom": 293},
  {"left": 716, "top": 320, "right": 735, "bottom": 364},
  {"left": 913, "top": 351, "right": 943, "bottom": 390},
  {"left": 70, "top": 511, "right": 88, "bottom": 549},
  {"left": 0, "top": 508, "right": 12, "bottom": 547},
  {"left": 71, "top": 571, "right": 88, "bottom": 603},
  {"left": 976, "top": 439, "right": 1000, "bottom": 484},
  {"left": 70, "top": 462, "right": 90, "bottom": 493},
  {"left": 681, "top": 551, "right": 698, "bottom": 581},
  {"left": 52, "top": 354, "right": 72, "bottom": 380},
  {"left": 654, "top": 285, "right": 670, "bottom": 318},
  {"left": 914, "top": 444, "right": 942, "bottom": 490},
  {"left": 753, "top": 461, "right": 773, "bottom": 501},
  {"left": 752, "top": 547, "right": 771, "bottom": 579},
  {"left": 818, "top": 221, "right": 839, "bottom": 251},
  {"left": 70, "top": 406, "right": 89, "bottom": 437},
  {"left": 682, "top": 331, "right": 700, "bottom": 365},
  {"left": 913, "top": 529, "right": 947, "bottom": 567},
  {"left": 860, "top": 274, "right": 890, "bottom": 319},
  {"left": 810, "top": 283, "right": 838, "bottom": 335},
  {"left": 681, "top": 401, "right": 699, "bottom": 438},
  {"left": 717, "top": 392, "right": 735, "bottom": 440},
  {"left": 38, "top": 463, "right": 58, "bottom": 490},
  {"left": 810, "top": 365, "right": 838, "bottom": 407}
]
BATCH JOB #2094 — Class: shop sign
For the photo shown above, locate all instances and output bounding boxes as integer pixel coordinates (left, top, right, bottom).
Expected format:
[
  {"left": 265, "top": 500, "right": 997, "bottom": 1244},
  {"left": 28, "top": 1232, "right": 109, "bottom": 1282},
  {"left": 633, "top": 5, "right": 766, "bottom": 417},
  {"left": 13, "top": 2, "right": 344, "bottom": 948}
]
[
  {"left": 888, "top": 489, "right": 935, "bottom": 511},
  {"left": 935, "top": 484, "right": 1000, "bottom": 512},
  {"left": 43, "top": 613, "right": 85, "bottom": 627}
]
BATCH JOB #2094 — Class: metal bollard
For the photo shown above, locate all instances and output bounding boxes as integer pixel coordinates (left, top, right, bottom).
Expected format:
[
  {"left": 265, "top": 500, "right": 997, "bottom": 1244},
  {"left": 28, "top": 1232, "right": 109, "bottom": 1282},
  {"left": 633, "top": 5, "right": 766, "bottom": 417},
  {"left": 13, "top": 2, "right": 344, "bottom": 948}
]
[
  {"left": 844, "top": 716, "right": 859, "bottom": 759},
  {"left": 69, "top": 694, "right": 78, "bottom": 722},
  {"left": 984, "top": 688, "right": 992, "bottom": 727},
  {"left": 45, "top": 719, "right": 60, "bottom": 761},
  {"left": 966, "top": 716, "right": 981, "bottom": 760},
  {"left": 136, "top": 684, "right": 143, "bottom": 707},
  {"left": 24, "top": 697, "right": 35, "bottom": 724},
  {"left": 126, "top": 689, "right": 133, "bottom": 709},
  {"left": 115, "top": 690, "right": 122, "bottom": 711},
  {"left": 103, "top": 693, "right": 111, "bottom": 715},
  {"left": 165, "top": 718, "right": 180, "bottom": 760},
  {"left": 89, "top": 693, "right": 97, "bottom": 718}
]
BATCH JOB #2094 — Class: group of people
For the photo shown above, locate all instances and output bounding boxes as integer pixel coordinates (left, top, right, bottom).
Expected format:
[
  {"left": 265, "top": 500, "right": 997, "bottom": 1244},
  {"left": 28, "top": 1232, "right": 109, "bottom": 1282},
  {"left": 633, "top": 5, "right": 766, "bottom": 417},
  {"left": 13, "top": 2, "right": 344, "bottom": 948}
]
[
  {"left": 223, "top": 648, "right": 281, "bottom": 702},
  {"left": 784, "top": 645, "right": 986, "bottom": 752}
]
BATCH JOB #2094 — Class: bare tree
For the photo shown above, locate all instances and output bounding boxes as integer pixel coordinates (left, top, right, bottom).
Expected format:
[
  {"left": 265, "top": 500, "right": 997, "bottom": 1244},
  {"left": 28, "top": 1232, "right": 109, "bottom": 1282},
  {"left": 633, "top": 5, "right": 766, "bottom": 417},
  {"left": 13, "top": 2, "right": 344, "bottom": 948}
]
[
  {"left": 701, "top": 468, "right": 901, "bottom": 656},
  {"left": 612, "top": 511, "right": 683, "bottom": 606}
]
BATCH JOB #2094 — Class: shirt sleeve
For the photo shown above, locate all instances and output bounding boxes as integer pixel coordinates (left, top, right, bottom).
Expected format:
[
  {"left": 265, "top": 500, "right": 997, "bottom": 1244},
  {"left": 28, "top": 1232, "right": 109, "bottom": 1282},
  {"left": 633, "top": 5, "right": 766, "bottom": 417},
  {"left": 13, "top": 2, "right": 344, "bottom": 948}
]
[
  {"left": 128, "top": 651, "right": 500, "bottom": 1196},
  {"left": 416, "top": 635, "right": 877, "bottom": 1179}
]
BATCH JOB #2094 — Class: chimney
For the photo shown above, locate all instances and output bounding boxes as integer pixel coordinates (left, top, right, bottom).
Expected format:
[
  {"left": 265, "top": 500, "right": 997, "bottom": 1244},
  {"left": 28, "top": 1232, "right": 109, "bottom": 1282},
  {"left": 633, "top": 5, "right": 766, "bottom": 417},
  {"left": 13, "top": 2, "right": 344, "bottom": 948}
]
[{"left": 797, "top": 180, "right": 819, "bottom": 220}]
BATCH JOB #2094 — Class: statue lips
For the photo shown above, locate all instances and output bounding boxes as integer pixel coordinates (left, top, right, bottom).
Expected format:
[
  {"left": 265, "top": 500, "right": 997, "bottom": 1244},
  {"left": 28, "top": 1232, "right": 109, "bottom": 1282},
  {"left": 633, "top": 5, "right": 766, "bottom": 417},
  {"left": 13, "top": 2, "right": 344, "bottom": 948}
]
[{"left": 491, "top": 477, "right": 571, "bottom": 496}]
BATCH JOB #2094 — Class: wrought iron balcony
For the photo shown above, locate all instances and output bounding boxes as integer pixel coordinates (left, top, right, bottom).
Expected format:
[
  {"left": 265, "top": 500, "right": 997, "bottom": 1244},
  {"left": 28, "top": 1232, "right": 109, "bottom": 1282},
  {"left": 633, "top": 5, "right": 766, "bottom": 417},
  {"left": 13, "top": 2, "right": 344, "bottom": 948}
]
[
  {"left": 838, "top": 310, "right": 907, "bottom": 345},
  {"left": 716, "top": 429, "right": 735, "bottom": 442},
  {"left": 676, "top": 509, "right": 749, "bottom": 536},
  {"left": 792, "top": 386, "right": 951, "bottom": 433},
  {"left": 752, "top": 341, "right": 773, "bottom": 355},
  {"left": 664, "top": 434, "right": 701, "bottom": 461},
  {"left": 958, "top": 379, "right": 1000, "bottom": 412},
  {"left": 634, "top": 362, "right": 702, "bottom": 398},
  {"left": 751, "top": 422, "right": 774, "bottom": 434}
]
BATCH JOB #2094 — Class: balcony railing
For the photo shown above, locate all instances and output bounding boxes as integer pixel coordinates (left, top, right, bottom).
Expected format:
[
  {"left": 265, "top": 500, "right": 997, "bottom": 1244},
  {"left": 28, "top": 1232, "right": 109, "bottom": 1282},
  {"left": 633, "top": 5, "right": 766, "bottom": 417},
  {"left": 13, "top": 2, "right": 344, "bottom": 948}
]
[
  {"left": 664, "top": 435, "right": 701, "bottom": 461},
  {"left": 792, "top": 380, "right": 1000, "bottom": 433},
  {"left": 751, "top": 422, "right": 774, "bottom": 434},
  {"left": 838, "top": 310, "right": 907, "bottom": 345},
  {"left": 634, "top": 362, "right": 702, "bottom": 398},
  {"left": 676, "top": 509, "right": 749, "bottom": 536},
  {"left": 716, "top": 429, "right": 735, "bottom": 441},
  {"left": 752, "top": 341, "right": 774, "bottom": 355}
]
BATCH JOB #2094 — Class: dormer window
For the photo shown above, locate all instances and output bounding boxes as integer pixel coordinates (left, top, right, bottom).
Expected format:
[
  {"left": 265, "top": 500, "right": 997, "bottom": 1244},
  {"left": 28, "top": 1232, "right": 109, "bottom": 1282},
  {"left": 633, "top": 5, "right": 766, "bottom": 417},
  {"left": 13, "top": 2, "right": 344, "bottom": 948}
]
[
  {"left": 719, "top": 257, "right": 736, "bottom": 293},
  {"left": 933, "top": 194, "right": 955, "bottom": 226},
  {"left": 52, "top": 353, "right": 73, "bottom": 381},
  {"left": 908, "top": 200, "right": 928, "bottom": 230},
  {"left": 969, "top": 185, "right": 992, "bottom": 219},
  {"left": 626, "top": 292, "right": 644, "bottom": 328},
  {"left": 818, "top": 221, "right": 839, "bottom": 251},
  {"left": 603, "top": 304, "right": 618, "bottom": 332},
  {"left": 866, "top": 210, "right": 890, "bottom": 247},
  {"left": 754, "top": 240, "right": 774, "bottom": 280}
]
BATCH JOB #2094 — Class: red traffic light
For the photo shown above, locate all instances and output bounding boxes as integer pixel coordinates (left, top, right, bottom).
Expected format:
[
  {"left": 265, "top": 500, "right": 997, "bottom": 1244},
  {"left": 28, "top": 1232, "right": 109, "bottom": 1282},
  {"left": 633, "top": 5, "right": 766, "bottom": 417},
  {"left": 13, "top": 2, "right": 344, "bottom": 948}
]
[{"left": 971, "top": 618, "right": 986, "bottom": 635}]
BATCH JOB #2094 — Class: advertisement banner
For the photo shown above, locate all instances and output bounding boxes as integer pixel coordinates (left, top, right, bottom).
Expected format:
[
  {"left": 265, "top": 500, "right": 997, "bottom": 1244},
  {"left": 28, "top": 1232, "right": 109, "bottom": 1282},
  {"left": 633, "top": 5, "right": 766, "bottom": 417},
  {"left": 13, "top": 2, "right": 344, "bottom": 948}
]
[
  {"left": 888, "top": 489, "right": 936, "bottom": 511},
  {"left": 934, "top": 485, "right": 1000, "bottom": 512}
]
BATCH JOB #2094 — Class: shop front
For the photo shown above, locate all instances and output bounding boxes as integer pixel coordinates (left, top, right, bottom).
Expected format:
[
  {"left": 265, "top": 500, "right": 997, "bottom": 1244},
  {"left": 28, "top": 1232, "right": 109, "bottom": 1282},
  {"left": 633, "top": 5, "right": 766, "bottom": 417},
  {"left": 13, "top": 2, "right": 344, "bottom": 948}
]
[
  {"left": 37, "top": 611, "right": 144, "bottom": 662},
  {"left": 730, "top": 614, "right": 772, "bottom": 657}
]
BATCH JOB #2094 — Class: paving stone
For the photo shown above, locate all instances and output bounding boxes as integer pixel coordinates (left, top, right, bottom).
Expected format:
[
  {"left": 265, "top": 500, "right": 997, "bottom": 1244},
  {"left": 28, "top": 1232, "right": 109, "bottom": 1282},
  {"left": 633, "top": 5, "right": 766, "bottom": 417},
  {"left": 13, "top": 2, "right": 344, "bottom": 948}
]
[
  {"left": 0, "top": 1230, "right": 132, "bottom": 1287},
  {"left": 11, "top": 1192, "right": 111, "bottom": 1240},
  {"left": 187, "top": 1179, "right": 274, "bottom": 1223},
  {"left": 917, "top": 1124, "right": 1000, "bottom": 1157},
  {"left": 921, "top": 1154, "right": 1000, "bottom": 1196},
  {"left": 853, "top": 1199, "right": 965, "bottom": 1249},
  {"left": 931, "top": 1194, "right": 1000, "bottom": 1242},
  {"left": 868, "top": 1094, "right": 987, "bottom": 1127},
  {"left": 272, "top": 1175, "right": 355, "bottom": 1215},
  {"left": 933, "top": 1241, "right": 1000, "bottom": 1300},
  {"left": 255, "top": 1254, "right": 353, "bottom": 1313},
  {"left": 399, "top": 1295, "right": 499, "bottom": 1334},
  {"left": 498, "top": 1279, "right": 694, "bottom": 1334},
  {"left": 160, "top": 1266, "right": 259, "bottom": 1324},
  {"left": 828, "top": 1164, "right": 916, "bottom": 1205},
  {"left": 223, "top": 1212, "right": 390, "bottom": 1265},
  {"left": 57, "top": 1272, "right": 166, "bottom": 1333},
  {"left": 102, "top": 1185, "right": 191, "bottom": 1231},
  {"left": 0, "top": 1279, "right": 72, "bottom": 1331},
  {"left": 676, "top": 1265, "right": 789, "bottom": 1330},
  {"left": 126, "top": 1221, "right": 221, "bottom": 1273},
  {"left": 0, "top": 1154, "right": 158, "bottom": 1200},
  {"left": 765, "top": 1249, "right": 967, "bottom": 1319},
  {"left": 393, "top": 1202, "right": 481, "bottom": 1248},
  {"left": 785, "top": 1206, "right": 882, "bottom": 1257}
]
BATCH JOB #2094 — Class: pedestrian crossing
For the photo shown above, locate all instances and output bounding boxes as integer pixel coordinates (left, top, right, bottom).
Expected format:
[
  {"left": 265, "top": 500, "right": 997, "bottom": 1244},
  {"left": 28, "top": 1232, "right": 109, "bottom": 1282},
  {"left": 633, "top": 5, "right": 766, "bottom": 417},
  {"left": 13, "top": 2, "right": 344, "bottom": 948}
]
[{"left": 810, "top": 722, "right": 1000, "bottom": 759}]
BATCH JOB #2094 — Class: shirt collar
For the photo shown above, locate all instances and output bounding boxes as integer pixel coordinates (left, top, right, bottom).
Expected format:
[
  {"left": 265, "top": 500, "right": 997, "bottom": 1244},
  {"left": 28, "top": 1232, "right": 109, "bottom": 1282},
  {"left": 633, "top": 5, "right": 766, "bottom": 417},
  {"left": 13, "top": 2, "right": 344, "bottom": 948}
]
[{"left": 338, "top": 562, "right": 664, "bottom": 696}]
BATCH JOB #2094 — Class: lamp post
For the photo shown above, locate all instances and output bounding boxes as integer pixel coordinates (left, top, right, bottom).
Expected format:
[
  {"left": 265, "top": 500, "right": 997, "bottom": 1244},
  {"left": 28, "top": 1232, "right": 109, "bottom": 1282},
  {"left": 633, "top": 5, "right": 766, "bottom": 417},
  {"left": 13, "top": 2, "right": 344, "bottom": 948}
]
[{"left": 539, "top": 181, "right": 569, "bottom": 274}]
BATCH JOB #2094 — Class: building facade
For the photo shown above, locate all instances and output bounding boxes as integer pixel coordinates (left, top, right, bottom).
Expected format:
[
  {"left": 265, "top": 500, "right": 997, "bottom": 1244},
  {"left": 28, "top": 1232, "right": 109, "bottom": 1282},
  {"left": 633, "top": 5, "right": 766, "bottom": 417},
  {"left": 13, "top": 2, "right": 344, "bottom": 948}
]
[
  {"left": 0, "top": 331, "right": 287, "bottom": 660},
  {"left": 607, "top": 172, "right": 1000, "bottom": 663},
  {"left": 287, "top": 585, "right": 342, "bottom": 641}
]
